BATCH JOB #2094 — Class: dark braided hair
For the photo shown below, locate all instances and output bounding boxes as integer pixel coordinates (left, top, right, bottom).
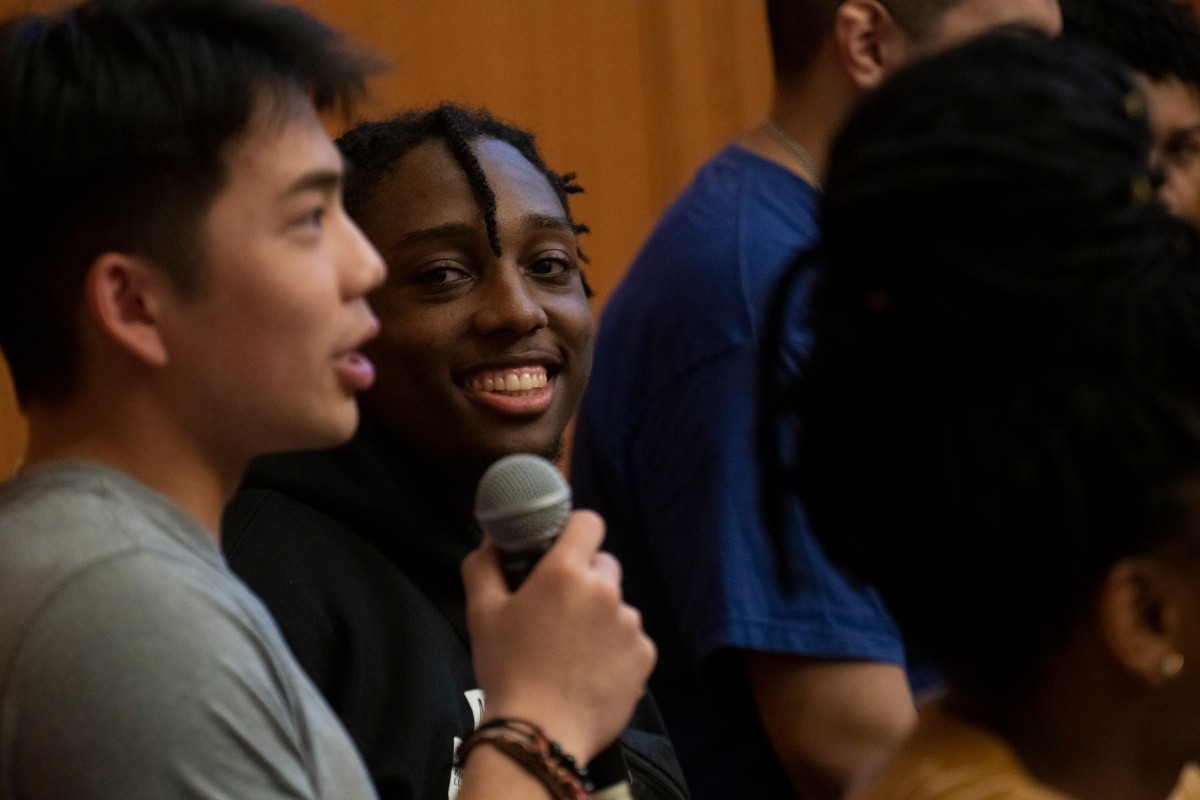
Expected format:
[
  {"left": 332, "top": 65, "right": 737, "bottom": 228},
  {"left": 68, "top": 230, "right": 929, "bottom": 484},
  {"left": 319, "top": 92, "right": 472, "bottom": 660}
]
[
  {"left": 761, "top": 31, "right": 1200, "bottom": 701},
  {"left": 337, "top": 104, "right": 592, "bottom": 295}
]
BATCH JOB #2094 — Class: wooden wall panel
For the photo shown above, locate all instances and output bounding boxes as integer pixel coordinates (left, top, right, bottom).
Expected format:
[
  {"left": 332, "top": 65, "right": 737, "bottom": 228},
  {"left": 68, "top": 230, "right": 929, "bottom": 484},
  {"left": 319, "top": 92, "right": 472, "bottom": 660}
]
[
  {"left": 0, "top": 355, "right": 22, "bottom": 479},
  {"left": 289, "top": 0, "right": 772, "bottom": 298},
  {"left": 0, "top": 0, "right": 774, "bottom": 476}
]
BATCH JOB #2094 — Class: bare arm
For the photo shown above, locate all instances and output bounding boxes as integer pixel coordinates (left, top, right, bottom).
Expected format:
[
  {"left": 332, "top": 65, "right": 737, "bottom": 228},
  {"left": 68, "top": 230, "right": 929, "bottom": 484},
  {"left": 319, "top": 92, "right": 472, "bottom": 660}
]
[
  {"left": 743, "top": 652, "right": 916, "bottom": 800},
  {"left": 457, "top": 510, "right": 657, "bottom": 800}
]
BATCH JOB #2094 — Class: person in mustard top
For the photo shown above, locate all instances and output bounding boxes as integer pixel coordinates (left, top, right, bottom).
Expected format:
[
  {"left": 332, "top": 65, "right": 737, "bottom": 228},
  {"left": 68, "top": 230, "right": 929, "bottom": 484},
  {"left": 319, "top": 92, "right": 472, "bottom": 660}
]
[{"left": 761, "top": 30, "right": 1200, "bottom": 800}]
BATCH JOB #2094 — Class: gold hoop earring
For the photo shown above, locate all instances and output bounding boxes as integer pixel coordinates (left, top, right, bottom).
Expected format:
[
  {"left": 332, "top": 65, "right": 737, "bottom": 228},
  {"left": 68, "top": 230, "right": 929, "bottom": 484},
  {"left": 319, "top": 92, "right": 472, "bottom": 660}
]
[{"left": 1160, "top": 653, "right": 1185, "bottom": 680}]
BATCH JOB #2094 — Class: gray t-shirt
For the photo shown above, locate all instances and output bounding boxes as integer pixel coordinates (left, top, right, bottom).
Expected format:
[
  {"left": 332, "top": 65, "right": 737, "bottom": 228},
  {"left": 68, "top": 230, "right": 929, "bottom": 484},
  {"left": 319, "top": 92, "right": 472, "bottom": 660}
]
[{"left": 0, "top": 461, "right": 377, "bottom": 799}]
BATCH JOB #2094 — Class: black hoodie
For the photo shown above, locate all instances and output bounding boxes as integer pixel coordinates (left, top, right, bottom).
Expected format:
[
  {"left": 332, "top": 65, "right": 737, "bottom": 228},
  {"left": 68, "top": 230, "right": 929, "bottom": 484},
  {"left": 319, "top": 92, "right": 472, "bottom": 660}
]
[{"left": 223, "top": 413, "right": 688, "bottom": 800}]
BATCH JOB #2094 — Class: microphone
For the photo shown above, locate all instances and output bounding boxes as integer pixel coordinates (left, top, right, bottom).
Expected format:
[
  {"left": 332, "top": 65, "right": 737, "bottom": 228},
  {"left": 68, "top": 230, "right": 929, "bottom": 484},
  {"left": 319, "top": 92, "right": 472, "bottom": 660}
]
[
  {"left": 474, "top": 454, "right": 633, "bottom": 800},
  {"left": 474, "top": 453, "right": 572, "bottom": 590}
]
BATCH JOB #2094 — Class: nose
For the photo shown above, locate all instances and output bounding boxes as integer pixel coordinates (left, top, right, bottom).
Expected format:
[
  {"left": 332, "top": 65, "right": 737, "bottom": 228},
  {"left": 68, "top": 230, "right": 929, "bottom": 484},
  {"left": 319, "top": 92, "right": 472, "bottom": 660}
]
[
  {"left": 471, "top": 264, "right": 548, "bottom": 335},
  {"left": 1159, "top": 180, "right": 1191, "bottom": 222},
  {"left": 339, "top": 212, "right": 387, "bottom": 299}
]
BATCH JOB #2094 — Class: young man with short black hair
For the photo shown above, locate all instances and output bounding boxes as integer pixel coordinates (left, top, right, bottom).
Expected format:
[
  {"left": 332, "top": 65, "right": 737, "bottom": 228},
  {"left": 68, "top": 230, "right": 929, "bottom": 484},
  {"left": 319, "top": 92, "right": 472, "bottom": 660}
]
[{"left": 0, "top": 3, "right": 654, "bottom": 799}]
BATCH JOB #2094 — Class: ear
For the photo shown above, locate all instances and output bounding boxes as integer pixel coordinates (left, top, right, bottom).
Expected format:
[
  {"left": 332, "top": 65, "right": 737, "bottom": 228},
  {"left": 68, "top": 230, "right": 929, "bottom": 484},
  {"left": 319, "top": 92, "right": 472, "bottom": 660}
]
[
  {"left": 1095, "top": 558, "right": 1183, "bottom": 688},
  {"left": 83, "top": 252, "right": 172, "bottom": 369},
  {"left": 833, "top": 0, "right": 912, "bottom": 91}
]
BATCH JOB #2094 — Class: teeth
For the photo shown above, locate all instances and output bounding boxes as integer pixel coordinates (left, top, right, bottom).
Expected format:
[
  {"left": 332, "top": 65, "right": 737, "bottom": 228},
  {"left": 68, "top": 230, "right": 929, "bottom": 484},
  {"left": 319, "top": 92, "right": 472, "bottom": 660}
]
[{"left": 469, "top": 368, "right": 548, "bottom": 395}]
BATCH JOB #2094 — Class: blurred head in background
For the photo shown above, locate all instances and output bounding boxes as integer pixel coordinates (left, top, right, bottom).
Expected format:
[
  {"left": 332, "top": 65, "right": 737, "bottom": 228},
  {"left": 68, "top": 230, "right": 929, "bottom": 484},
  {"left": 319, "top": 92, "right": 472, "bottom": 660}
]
[{"left": 1062, "top": 0, "right": 1200, "bottom": 223}]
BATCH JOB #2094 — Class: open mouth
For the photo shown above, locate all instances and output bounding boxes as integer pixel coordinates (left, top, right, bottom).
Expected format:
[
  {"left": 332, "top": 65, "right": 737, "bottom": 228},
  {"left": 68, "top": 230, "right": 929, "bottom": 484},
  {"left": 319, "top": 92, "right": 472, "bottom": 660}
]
[
  {"left": 460, "top": 365, "right": 556, "bottom": 414},
  {"left": 334, "top": 351, "right": 376, "bottom": 391},
  {"left": 466, "top": 365, "right": 550, "bottom": 396}
]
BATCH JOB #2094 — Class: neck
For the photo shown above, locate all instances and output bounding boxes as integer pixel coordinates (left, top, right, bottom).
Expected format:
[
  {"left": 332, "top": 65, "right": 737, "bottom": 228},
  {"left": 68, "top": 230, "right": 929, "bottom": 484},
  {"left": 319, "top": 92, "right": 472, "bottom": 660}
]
[
  {"left": 366, "top": 420, "right": 482, "bottom": 522},
  {"left": 432, "top": 459, "right": 480, "bottom": 522},
  {"left": 738, "top": 54, "right": 855, "bottom": 185},
  {"left": 414, "top": 449, "right": 564, "bottom": 527},
  {"left": 947, "top": 650, "right": 1179, "bottom": 800},
  {"left": 23, "top": 397, "right": 243, "bottom": 539}
]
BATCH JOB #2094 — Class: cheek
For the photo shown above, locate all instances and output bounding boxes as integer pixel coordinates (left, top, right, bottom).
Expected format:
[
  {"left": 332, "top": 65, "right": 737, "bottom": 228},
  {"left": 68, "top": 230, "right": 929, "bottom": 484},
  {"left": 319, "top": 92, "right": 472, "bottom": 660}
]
[
  {"left": 552, "top": 300, "right": 595, "bottom": 392},
  {"left": 373, "top": 308, "right": 456, "bottom": 373},
  {"left": 563, "top": 299, "right": 595, "bottom": 355},
  {"left": 574, "top": 322, "right": 595, "bottom": 384},
  {"left": 363, "top": 335, "right": 426, "bottom": 394},
  {"left": 219, "top": 242, "right": 340, "bottom": 329},
  {"left": 1180, "top": 161, "right": 1200, "bottom": 188},
  {"left": 364, "top": 311, "right": 462, "bottom": 406},
  {"left": 549, "top": 289, "right": 593, "bottom": 342},
  {"left": 1159, "top": 169, "right": 1200, "bottom": 222}
]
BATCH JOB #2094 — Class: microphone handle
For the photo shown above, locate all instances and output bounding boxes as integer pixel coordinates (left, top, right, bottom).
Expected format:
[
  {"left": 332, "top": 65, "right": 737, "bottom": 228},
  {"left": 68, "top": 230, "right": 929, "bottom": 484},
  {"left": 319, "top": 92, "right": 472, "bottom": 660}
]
[
  {"left": 496, "top": 543, "right": 634, "bottom": 796},
  {"left": 499, "top": 545, "right": 552, "bottom": 591}
]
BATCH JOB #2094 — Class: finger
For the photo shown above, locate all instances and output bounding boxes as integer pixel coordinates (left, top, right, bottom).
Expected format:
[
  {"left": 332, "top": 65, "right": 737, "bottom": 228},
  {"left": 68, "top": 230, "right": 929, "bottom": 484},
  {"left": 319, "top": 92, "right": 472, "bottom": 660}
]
[
  {"left": 638, "top": 632, "right": 658, "bottom": 676},
  {"left": 461, "top": 539, "right": 510, "bottom": 609},
  {"left": 590, "top": 551, "right": 622, "bottom": 586},
  {"left": 547, "top": 509, "right": 606, "bottom": 567}
]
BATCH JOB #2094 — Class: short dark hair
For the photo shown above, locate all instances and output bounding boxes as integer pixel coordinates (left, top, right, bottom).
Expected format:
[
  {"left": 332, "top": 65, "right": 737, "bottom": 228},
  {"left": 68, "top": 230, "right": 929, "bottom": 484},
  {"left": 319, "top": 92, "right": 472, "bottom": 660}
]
[
  {"left": 766, "top": 0, "right": 968, "bottom": 80},
  {"left": 1062, "top": 0, "right": 1200, "bottom": 88},
  {"left": 0, "top": 0, "right": 379, "bottom": 407},
  {"left": 337, "top": 104, "right": 592, "bottom": 295},
  {"left": 762, "top": 32, "right": 1200, "bottom": 701}
]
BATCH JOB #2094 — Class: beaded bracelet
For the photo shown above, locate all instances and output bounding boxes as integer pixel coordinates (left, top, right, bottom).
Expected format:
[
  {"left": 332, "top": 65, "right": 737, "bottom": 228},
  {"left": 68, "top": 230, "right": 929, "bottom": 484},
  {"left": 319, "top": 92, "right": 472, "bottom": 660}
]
[{"left": 455, "top": 717, "right": 593, "bottom": 800}]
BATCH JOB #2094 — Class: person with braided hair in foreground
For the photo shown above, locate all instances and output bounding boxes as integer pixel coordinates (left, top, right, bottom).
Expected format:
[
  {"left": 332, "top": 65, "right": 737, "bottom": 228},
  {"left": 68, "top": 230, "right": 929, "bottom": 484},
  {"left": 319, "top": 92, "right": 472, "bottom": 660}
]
[
  {"left": 223, "top": 104, "right": 687, "bottom": 800},
  {"left": 761, "top": 30, "right": 1200, "bottom": 800}
]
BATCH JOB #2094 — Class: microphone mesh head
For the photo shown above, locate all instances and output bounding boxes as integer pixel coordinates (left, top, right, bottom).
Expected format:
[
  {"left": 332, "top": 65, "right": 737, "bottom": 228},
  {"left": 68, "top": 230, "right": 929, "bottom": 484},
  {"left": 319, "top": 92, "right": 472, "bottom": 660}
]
[{"left": 474, "top": 454, "right": 572, "bottom": 553}]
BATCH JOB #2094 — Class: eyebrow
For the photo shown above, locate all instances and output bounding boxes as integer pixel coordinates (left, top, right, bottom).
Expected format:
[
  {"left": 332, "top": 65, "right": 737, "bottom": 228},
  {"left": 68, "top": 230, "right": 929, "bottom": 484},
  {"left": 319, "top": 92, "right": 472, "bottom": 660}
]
[
  {"left": 396, "top": 222, "right": 476, "bottom": 248},
  {"left": 395, "top": 214, "right": 575, "bottom": 250},
  {"left": 279, "top": 168, "right": 343, "bottom": 201},
  {"left": 526, "top": 213, "right": 575, "bottom": 234},
  {"left": 1169, "top": 124, "right": 1200, "bottom": 139}
]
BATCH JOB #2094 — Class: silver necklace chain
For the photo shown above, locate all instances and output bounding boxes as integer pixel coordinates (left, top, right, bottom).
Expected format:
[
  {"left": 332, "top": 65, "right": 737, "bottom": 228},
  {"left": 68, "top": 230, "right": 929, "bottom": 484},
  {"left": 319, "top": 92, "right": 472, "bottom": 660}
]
[{"left": 764, "top": 118, "right": 823, "bottom": 191}]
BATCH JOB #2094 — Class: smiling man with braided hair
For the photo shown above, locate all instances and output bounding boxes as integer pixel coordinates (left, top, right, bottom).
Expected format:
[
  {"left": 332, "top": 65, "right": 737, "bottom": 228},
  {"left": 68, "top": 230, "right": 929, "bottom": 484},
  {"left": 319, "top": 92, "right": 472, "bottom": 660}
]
[{"left": 223, "top": 104, "right": 687, "bottom": 800}]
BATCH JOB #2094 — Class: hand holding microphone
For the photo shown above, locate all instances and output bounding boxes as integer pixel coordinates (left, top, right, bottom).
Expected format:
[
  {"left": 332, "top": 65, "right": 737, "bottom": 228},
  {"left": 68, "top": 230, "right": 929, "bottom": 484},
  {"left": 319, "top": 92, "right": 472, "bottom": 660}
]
[{"left": 462, "top": 455, "right": 655, "bottom": 793}]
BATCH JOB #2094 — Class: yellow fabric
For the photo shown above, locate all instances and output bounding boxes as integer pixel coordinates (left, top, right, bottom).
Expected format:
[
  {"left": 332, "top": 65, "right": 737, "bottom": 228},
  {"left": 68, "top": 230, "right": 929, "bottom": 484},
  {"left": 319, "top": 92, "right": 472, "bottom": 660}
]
[
  {"left": 849, "top": 703, "right": 1070, "bottom": 800},
  {"left": 1168, "top": 765, "right": 1200, "bottom": 800},
  {"left": 851, "top": 704, "right": 1200, "bottom": 800}
]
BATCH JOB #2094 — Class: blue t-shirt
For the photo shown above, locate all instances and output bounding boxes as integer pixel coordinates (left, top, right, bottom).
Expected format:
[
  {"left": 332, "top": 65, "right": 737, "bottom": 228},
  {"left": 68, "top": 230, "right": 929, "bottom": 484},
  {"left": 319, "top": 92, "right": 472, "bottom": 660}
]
[{"left": 572, "top": 145, "right": 924, "bottom": 798}]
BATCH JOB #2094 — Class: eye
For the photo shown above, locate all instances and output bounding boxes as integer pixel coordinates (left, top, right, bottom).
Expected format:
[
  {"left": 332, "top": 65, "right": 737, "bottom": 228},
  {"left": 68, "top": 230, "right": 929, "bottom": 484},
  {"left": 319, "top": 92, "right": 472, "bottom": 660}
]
[
  {"left": 292, "top": 205, "right": 327, "bottom": 232},
  {"left": 526, "top": 253, "right": 574, "bottom": 280},
  {"left": 1164, "top": 133, "right": 1200, "bottom": 165},
  {"left": 420, "top": 265, "right": 470, "bottom": 283},
  {"left": 415, "top": 261, "right": 473, "bottom": 295}
]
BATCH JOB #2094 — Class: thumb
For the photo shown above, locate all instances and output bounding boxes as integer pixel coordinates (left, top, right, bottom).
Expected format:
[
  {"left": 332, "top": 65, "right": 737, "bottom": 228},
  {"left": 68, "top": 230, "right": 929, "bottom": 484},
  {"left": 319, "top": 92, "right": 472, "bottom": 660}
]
[{"left": 537, "top": 509, "right": 606, "bottom": 571}]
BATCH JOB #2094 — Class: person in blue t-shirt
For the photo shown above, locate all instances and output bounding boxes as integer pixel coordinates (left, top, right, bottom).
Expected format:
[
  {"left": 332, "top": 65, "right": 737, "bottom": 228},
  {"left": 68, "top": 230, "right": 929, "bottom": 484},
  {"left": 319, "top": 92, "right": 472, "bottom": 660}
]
[{"left": 571, "top": 1, "right": 1061, "bottom": 799}]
